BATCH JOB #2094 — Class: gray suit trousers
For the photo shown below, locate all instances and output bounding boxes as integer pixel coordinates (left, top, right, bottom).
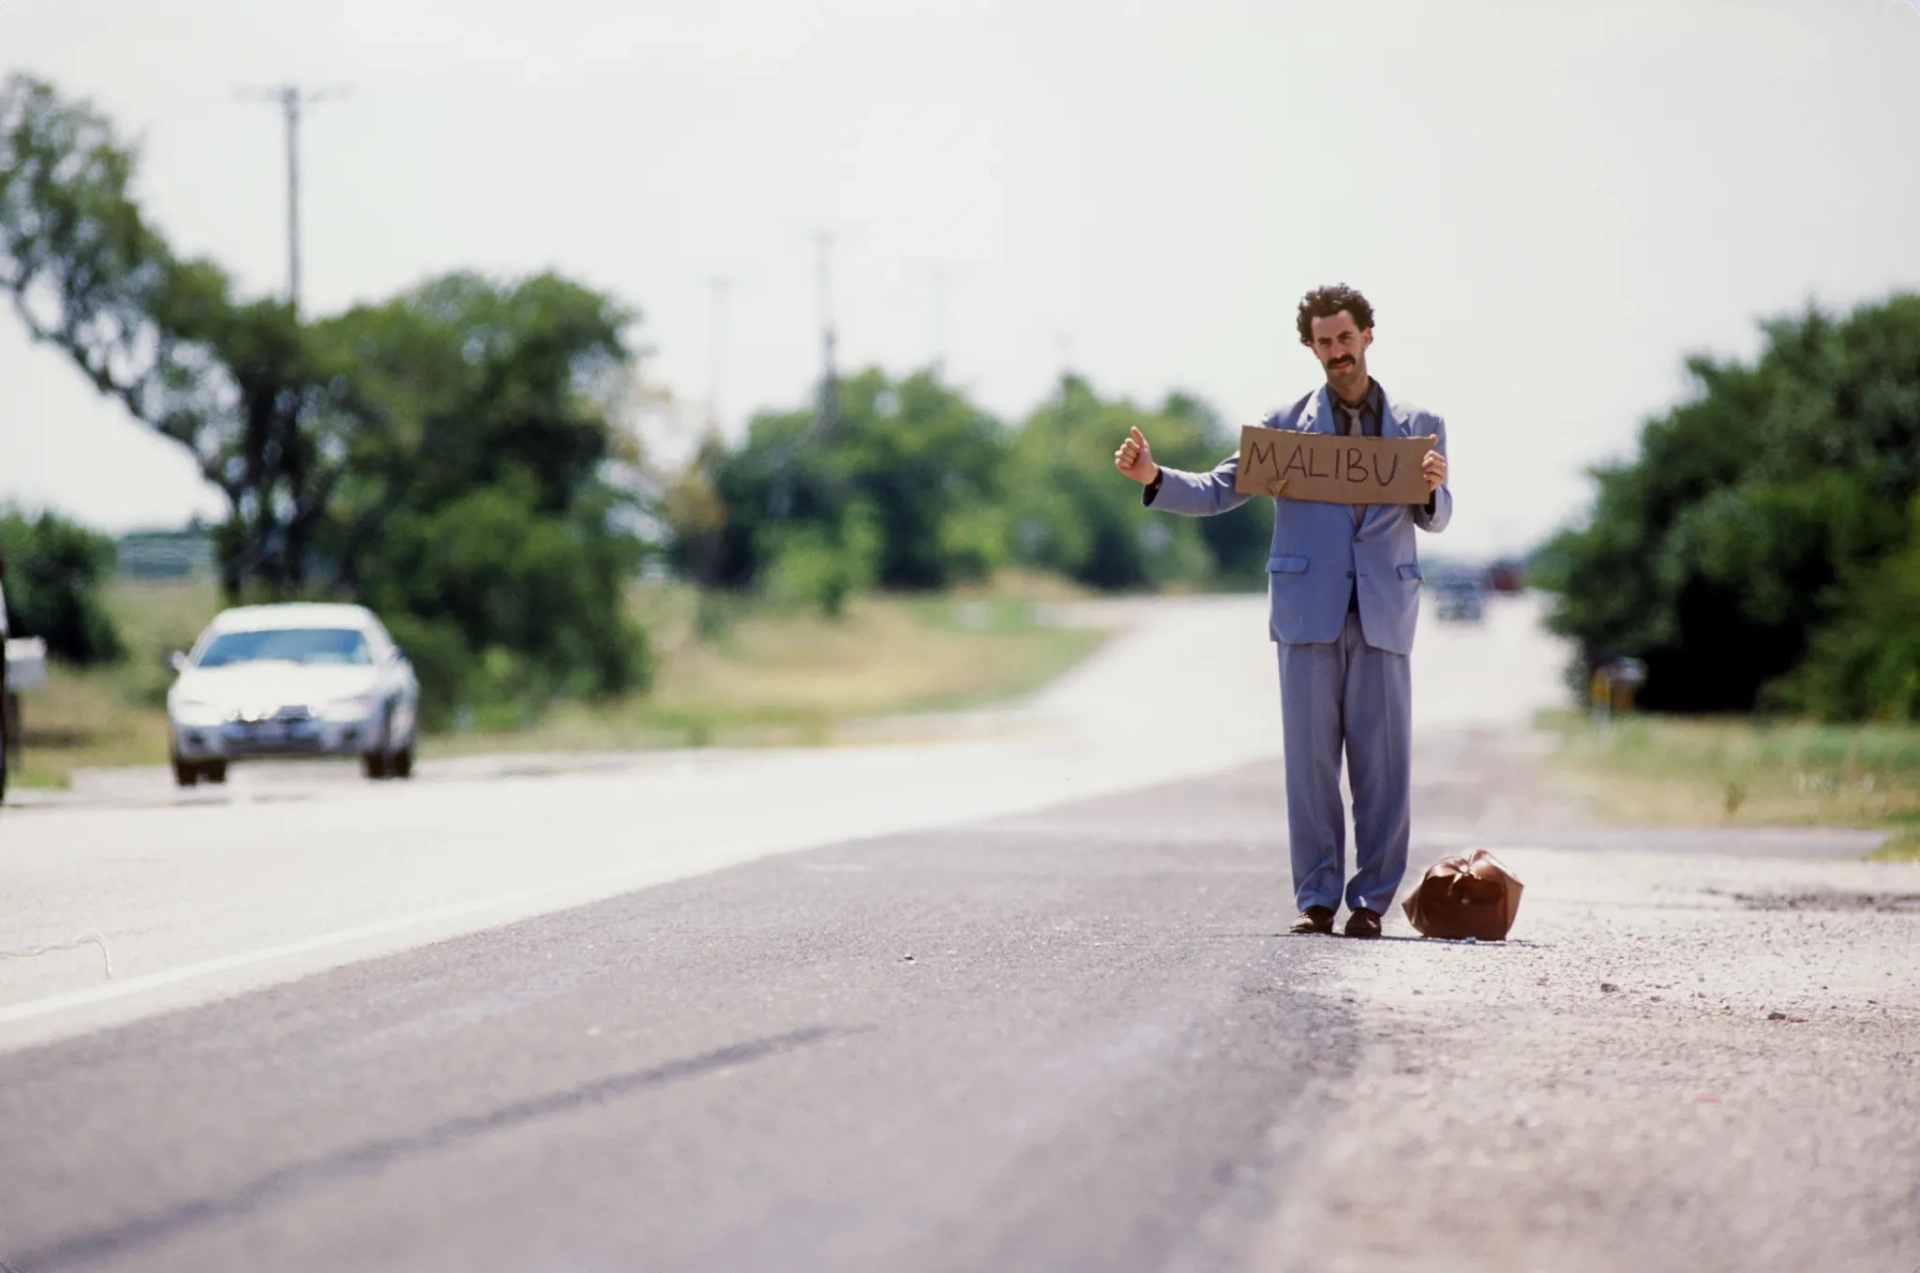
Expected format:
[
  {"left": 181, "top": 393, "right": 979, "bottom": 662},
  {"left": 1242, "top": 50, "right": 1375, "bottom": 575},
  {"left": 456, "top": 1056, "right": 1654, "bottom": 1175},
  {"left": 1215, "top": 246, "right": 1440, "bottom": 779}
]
[{"left": 1278, "top": 611, "right": 1412, "bottom": 915}]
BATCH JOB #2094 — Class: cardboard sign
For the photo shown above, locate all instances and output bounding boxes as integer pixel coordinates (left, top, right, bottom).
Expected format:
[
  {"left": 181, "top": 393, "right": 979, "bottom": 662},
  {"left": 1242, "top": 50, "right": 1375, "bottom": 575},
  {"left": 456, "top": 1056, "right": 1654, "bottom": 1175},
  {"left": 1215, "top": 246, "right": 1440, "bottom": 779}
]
[{"left": 1232, "top": 427, "right": 1434, "bottom": 504}]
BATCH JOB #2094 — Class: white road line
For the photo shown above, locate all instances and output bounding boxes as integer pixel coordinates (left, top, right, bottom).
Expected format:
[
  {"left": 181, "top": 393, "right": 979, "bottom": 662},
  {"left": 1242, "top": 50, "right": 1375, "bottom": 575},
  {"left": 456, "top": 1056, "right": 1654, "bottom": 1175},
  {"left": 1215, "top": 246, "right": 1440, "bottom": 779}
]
[{"left": 0, "top": 837, "right": 772, "bottom": 1028}]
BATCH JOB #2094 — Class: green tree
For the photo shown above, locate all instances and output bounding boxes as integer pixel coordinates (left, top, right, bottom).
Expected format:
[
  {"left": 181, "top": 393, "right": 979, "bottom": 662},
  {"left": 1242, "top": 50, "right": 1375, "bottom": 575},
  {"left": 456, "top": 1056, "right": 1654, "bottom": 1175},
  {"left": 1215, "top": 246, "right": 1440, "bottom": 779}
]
[
  {"left": 1, "top": 73, "right": 366, "bottom": 600},
  {"left": 0, "top": 508, "right": 122, "bottom": 664},
  {"left": 1153, "top": 391, "right": 1270, "bottom": 585},
  {"left": 669, "top": 371, "right": 1266, "bottom": 604},
  {"left": 316, "top": 273, "right": 654, "bottom": 721},
  {"left": 674, "top": 369, "right": 1008, "bottom": 608},
  {"left": 1540, "top": 295, "right": 1920, "bottom": 712},
  {"left": 1003, "top": 377, "right": 1258, "bottom": 591},
  {"left": 1, "top": 75, "right": 658, "bottom": 723},
  {"left": 1778, "top": 497, "right": 1920, "bottom": 721}
]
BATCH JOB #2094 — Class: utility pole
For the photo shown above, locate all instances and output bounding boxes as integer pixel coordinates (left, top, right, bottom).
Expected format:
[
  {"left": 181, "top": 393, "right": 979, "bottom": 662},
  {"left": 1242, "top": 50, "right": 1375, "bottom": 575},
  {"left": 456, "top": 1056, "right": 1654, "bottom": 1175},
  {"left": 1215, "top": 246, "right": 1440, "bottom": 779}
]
[
  {"left": 812, "top": 229, "right": 839, "bottom": 440},
  {"left": 769, "top": 229, "right": 844, "bottom": 522},
  {"left": 239, "top": 84, "right": 347, "bottom": 313},
  {"left": 704, "top": 274, "right": 733, "bottom": 431},
  {"left": 1053, "top": 329, "right": 1075, "bottom": 429},
  {"left": 1053, "top": 330, "right": 1074, "bottom": 378},
  {"left": 923, "top": 264, "right": 952, "bottom": 377}
]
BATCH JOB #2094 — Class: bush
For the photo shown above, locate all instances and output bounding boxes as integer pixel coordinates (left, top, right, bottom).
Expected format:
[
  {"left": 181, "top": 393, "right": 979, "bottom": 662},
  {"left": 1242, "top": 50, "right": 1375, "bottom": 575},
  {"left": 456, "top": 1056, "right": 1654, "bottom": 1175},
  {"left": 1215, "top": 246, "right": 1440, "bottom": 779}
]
[
  {"left": 760, "top": 505, "right": 880, "bottom": 618},
  {"left": 1004, "top": 379, "right": 1258, "bottom": 591},
  {"left": 358, "top": 480, "right": 653, "bottom": 726},
  {"left": 0, "top": 508, "right": 123, "bottom": 663},
  {"left": 1541, "top": 294, "right": 1920, "bottom": 713},
  {"left": 377, "top": 612, "right": 473, "bottom": 732},
  {"left": 315, "top": 271, "right": 656, "bottom": 730},
  {"left": 1776, "top": 499, "right": 1920, "bottom": 721},
  {"left": 681, "top": 370, "right": 1010, "bottom": 597},
  {"left": 666, "top": 369, "right": 1273, "bottom": 601}
]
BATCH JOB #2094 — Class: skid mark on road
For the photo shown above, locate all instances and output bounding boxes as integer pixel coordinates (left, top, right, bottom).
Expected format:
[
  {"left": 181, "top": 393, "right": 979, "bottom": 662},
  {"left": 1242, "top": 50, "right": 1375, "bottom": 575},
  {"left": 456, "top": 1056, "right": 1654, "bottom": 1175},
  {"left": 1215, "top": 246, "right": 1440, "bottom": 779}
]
[{"left": 13, "top": 1024, "right": 867, "bottom": 1272}]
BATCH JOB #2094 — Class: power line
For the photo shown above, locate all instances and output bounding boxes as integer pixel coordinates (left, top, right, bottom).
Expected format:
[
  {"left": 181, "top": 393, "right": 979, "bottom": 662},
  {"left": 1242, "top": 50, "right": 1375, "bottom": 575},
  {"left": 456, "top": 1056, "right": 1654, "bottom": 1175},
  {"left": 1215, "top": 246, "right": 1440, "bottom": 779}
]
[{"left": 237, "top": 84, "right": 348, "bottom": 312}]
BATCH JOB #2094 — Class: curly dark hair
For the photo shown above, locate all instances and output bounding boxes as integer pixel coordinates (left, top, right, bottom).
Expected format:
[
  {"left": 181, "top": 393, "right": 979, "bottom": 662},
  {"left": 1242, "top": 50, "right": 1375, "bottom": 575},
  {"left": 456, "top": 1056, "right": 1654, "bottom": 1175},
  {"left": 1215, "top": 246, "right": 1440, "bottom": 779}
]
[{"left": 1295, "top": 285, "right": 1375, "bottom": 346}]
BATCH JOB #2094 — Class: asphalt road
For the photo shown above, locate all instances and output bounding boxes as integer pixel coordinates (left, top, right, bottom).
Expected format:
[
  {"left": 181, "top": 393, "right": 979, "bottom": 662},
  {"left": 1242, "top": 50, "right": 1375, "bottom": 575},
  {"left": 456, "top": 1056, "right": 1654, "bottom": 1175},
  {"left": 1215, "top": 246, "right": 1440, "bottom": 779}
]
[
  {"left": 0, "top": 595, "right": 1565, "bottom": 1046},
  {"left": 2, "top": 596, "right": 1915, "bottom": 1272}
]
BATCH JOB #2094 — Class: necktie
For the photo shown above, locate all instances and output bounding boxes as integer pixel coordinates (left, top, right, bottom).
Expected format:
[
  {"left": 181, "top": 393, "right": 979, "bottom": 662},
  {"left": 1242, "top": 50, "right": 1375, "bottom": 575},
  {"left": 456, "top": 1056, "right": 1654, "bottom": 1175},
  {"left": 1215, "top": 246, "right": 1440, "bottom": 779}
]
[{"left": 1339, "top": 401, "right": 1367, "bottom": 524}]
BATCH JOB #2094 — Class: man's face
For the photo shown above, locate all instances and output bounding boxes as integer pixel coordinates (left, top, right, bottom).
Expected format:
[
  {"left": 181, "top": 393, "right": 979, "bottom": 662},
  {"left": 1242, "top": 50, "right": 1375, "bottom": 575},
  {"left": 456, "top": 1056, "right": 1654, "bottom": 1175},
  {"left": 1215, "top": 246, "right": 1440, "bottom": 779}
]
[{"left": 1307, "top": 311, "right": 1373, "bottom": 384}]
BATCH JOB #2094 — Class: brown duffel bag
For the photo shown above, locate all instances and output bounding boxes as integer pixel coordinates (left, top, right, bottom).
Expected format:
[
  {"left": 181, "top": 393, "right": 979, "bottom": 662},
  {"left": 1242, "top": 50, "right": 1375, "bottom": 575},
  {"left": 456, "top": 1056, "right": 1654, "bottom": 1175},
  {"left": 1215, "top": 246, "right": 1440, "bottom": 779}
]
[{"left": 1401, "top": 849, "right": 1525, "bottom": 941}]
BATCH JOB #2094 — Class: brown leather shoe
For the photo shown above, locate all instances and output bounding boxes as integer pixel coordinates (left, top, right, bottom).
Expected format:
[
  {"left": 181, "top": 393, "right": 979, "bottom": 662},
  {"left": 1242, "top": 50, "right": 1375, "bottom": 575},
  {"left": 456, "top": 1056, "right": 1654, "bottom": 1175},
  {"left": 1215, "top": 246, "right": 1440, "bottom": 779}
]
[
  {"left": 1288, "top": 905, "right": 1335, "bottom": 935},
  {"left": 1343, "top": 907, "right": 1383, "bottom": 939}
]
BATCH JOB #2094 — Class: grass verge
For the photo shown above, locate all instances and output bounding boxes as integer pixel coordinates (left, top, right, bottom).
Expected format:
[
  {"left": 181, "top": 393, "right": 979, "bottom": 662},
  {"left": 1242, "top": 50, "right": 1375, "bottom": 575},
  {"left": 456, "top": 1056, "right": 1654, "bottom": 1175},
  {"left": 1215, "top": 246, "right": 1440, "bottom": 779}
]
[
  {"left": 11, "top": 578, "right": 217, "bottom": 788},
  {"left": 1541, "top": 709, "right": 1920, "bottom": 860},
  {"left": 8, "top": 575, "right": 1108, "bottom": 786},
  {"left": 429, "top": 579, "right": 1106, "bottom": 756}
]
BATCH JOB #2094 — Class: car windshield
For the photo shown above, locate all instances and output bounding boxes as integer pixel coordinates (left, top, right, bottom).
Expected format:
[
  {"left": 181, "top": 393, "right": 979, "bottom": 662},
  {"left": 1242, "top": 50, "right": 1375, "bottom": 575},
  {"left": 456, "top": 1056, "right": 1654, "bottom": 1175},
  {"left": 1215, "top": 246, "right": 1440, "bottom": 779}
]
[{"left": 197, "top": 627, "right": 372, "bottom": 668}]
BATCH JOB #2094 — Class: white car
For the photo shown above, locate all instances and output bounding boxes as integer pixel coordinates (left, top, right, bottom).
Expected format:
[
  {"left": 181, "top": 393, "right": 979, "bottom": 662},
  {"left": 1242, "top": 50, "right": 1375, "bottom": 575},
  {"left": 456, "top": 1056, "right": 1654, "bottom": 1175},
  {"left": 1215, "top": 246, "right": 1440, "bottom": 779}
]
[{"left": 167, "top": 603, "right": 420, "bottom": 786}]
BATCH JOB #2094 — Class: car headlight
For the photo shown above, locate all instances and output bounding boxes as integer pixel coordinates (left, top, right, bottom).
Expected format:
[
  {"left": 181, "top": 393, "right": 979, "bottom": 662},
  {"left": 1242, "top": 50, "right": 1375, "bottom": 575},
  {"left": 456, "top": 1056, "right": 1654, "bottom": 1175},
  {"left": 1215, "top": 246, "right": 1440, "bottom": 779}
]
[
  {"left": 171, "top": 699, "right": 228, "bottom": 727},
  {"left": 322, "top": 693, "right": 382, "bottom": 721}
]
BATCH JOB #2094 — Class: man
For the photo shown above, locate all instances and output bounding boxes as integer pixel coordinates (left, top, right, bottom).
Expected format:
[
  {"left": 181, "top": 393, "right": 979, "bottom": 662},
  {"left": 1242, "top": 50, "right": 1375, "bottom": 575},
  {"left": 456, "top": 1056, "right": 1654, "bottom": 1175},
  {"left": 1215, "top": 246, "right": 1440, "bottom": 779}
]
[{"left": 1113, "top": 285, "right": 1450, "bottom": 938}]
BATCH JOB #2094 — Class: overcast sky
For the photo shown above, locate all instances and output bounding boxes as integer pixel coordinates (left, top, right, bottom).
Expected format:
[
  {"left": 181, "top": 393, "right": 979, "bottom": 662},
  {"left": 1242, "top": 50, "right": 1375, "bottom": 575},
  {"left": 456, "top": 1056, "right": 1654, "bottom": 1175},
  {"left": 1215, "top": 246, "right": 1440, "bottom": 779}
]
[{"left": 3, "top": 0, "right": 1918, "bottom": 557}]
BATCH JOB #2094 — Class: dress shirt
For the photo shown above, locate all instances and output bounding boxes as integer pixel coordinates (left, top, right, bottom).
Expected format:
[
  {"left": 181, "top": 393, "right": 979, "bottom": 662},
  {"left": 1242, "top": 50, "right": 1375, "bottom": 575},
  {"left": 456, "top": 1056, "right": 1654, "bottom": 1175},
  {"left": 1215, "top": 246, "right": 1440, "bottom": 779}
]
[{"left": 1335, "top": 381, "right": 1384, "bottom": 610}]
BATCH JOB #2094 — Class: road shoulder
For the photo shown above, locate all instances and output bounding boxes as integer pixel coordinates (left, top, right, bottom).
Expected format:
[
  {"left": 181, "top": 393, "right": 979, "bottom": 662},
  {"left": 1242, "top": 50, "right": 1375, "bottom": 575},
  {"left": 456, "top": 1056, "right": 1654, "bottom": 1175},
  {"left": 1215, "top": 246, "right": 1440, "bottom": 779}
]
[{"left": 1246, "top": 842, "right": 1920, "bottom": 1273}]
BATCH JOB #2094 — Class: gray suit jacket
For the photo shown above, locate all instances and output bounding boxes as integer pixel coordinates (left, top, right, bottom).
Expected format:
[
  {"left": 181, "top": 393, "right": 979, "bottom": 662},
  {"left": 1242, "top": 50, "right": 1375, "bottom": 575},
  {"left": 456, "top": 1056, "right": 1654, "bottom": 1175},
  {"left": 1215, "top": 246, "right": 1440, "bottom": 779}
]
[{"left": 1148, "top": 384, "right": 1452, "bottom": 654}]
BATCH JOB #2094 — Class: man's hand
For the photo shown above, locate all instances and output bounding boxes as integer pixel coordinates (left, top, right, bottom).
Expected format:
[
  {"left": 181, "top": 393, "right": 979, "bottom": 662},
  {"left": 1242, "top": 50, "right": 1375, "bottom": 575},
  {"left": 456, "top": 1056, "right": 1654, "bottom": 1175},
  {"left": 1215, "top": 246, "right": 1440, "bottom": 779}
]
[
  {"left": 1115, "top": 426, "right": 1160, "bottom": 485},
  {"left": 1421, "top": 435, "right": 1447, "bottom": 494}
]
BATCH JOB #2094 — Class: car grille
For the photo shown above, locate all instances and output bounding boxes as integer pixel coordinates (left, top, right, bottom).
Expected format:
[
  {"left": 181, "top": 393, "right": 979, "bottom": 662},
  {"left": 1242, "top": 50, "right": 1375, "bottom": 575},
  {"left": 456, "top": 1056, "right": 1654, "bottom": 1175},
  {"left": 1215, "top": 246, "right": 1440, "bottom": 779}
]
[{"left": 221, "top": 705, "right": 324, "bottom": 753}]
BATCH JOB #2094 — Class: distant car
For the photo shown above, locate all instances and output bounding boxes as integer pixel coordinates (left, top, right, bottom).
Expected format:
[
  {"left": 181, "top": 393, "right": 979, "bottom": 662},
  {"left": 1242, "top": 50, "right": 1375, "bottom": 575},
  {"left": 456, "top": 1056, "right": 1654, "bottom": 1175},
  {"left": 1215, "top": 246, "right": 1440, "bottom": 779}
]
[
  {"left": 1486, "top": 558, "right": 1527, "bottom": 593},
  {"left": 1434, "top": 578, "right": 1485, "bottom": 623},
  {"left": 167, "top": 603, "right": 419, "bottom": 787}
]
